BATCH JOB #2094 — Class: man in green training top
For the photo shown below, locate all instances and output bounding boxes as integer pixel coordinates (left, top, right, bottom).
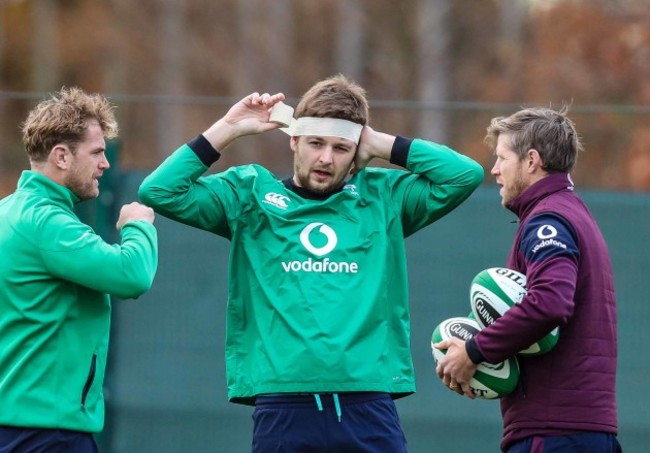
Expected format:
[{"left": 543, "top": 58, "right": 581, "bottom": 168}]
[
  {"left": 139, "top": 74, "right": 483, "bottom": 452},
  {"left": 0, "top": 87, "right": 158, "bottom": 452}
]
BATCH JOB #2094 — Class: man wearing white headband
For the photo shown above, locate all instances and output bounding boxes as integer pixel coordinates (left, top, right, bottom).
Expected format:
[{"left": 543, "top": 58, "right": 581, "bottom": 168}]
[{"left": 139, "top": 74, "right": 484, "bottom": 452}]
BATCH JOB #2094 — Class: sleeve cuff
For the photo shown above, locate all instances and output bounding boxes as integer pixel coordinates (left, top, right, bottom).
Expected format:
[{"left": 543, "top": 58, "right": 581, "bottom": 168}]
[
  {"left": 188, "top": 134, "right": 221, "bottom": 167},
  {"left": 389, "top": 135, "right": 412, "bottom": 168},
  {"left": 465, "top": 338, "right": 486, "bottom": 365}
]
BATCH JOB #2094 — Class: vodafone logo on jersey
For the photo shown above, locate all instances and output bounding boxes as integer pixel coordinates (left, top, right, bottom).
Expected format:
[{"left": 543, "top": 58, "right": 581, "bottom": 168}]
[
  {"left": 531, "top": 224, "right": 567, "bottom": 254},
  {"left": 281, "top": 222, "right": 359, "bottom": 274},
  {"left": 536, "top": 224, "right": 557, "bottom": 239},
  {"left": 299, "top": 223, "right": 337, "bottom": 256}
]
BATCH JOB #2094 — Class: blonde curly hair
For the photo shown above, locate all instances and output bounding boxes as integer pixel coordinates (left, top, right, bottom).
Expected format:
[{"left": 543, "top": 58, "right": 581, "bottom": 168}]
[{"left": 22, "top": 87, "right": 118, "bottom": 162}]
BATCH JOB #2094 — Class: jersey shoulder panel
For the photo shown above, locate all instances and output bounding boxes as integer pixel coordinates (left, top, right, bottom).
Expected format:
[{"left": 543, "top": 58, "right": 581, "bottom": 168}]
[{"left": 520, "top": 213, "right": 579, "bottom": 263}]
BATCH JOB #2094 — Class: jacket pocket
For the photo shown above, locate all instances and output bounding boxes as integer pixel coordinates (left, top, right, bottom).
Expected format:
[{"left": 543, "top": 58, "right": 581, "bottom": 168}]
[{"left": 81, "top": 354, "right": 97, "bottom": 408}]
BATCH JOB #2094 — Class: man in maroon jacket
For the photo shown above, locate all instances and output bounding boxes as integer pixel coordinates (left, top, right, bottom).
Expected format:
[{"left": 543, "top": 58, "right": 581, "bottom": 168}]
[{"left": 434, "top": 107, "right": 621, "bottom": 452}]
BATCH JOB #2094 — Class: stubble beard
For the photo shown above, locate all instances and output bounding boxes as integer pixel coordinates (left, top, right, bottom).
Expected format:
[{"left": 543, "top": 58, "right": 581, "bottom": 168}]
[
  {"left": 294, "top": 165, "right": 343, "bottom": 195},
  {"left": 503, "top": 169, "right": 528, "bottom": 208},
  {"left": 66, "top": 170, "right": 99, "bottom": 201}
]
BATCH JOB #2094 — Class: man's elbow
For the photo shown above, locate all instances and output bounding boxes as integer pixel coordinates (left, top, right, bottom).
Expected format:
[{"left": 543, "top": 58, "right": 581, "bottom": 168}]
[
  {"left": 114, "top": 270, "right": 156, "bottom": 300},
  {"left": 137, "top": 182, "right": 155, "bottom": 207},
  {"left": 468, "top": 163, "right": 485, "bottom": 189}
]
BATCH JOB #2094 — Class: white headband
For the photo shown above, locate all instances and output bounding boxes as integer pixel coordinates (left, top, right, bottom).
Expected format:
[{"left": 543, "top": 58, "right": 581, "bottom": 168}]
[{"left": 270, "top": 102, "right": 363, "bottom": 144}]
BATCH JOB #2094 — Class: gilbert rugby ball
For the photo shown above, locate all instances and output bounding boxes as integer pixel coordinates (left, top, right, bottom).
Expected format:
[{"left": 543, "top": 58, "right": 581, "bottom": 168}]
[
  {"left": 470, "top": 267, "right": 559, "bottom": 356},
  {"left": 431, "top": 316, "right": 519, "bottom": 399}
]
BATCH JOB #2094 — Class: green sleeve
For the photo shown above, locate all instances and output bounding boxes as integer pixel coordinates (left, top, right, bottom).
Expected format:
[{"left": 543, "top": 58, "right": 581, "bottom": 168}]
[
  {"left": 138, "top": 144, "right": 236, "bottom": 237},
  {"left": 40, "top": 215, "right": 158, "bottom": 299},
  {"left": 391, "top": 138, "right": 484, "bottom": 236}
]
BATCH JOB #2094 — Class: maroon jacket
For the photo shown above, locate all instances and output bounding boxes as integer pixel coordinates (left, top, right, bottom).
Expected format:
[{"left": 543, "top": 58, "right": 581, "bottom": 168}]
[{"left": 473, "top": 173, "right": 618, "bottom": 451}]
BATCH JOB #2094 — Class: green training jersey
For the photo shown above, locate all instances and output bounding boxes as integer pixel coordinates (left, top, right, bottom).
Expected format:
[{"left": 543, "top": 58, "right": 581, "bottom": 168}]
[
  {"left": 0, "top": 171, "right": 158, "bottom": 432},
  {"left": 139, "top": 136, "right": 483, "bottom": 404}
]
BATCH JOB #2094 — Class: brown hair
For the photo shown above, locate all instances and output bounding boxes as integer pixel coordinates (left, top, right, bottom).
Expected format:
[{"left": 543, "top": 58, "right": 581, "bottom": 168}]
[
  {"left": 294, "top": 74, "right": 369, "bottom": 126},
  {"left": 22, "top": 87, "right": 118, "bottom": 162},
  {"left": 485, "top": 106, "right": 583, "bottom": 173}
]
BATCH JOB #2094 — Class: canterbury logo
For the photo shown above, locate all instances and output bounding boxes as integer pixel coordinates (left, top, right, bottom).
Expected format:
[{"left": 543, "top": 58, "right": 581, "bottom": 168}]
[
  {"left": 263, "top": 192, "right": 290, "bottom": 209},
  {"left": 300, "top": 222, "right": 337, "bottom": 257}
]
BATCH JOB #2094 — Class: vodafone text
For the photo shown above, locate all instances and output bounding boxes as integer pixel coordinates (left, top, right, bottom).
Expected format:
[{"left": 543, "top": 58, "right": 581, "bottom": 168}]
[
  {"left": 531, "top": 238, "right": 567, "bottom": 254},
  {"left": 281, "top": 257, "right": 359, "bottom": 273}
]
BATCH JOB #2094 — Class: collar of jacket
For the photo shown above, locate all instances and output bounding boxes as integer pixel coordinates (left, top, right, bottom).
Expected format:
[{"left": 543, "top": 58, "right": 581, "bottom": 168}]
[
  {"left": 17, "top": 170, "right": 81, "bottom": 207},
  {"left": 507, "top": 172, "right": 574, "bottom": 220}
]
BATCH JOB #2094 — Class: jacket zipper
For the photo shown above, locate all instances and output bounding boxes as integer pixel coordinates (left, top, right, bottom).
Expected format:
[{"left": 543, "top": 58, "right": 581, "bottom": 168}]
[{"left": 81, "top": 354, "right": 97, "bottom": 408}]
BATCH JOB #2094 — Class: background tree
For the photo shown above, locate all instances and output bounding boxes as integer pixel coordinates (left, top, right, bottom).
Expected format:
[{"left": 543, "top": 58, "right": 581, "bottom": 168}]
[{"left": 0, "top": 0, "right": 648, "bottom": 193}]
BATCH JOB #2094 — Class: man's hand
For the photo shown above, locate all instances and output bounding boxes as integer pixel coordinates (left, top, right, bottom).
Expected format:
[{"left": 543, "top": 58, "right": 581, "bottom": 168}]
[
  {"left": 433, "top": 337, "right": 477, "bottom": 399},
  {"left": 116, "top": 202, "right": 155, "bottom": 230},
  {"left": 351, "top": 126, "right": 395, "bottom": 175},
  {"left": 203, "top": 92, "right": 286, "bottom": 151}
]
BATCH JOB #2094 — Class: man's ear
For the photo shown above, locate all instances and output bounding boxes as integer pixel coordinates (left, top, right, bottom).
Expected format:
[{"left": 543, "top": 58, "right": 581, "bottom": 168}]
[
  {"left": 50, "top": 144, "right": 71, "bottom": 170},
  {"left": 289, "top": 136, "right": 298, "bottom": 153},
  {"left": 526, "top": 149, "right": 542, "bottom": 173}
]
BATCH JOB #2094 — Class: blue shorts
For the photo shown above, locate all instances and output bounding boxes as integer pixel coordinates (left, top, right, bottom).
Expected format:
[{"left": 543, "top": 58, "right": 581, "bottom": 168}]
[
  {"left": 508, "top": 432, "right": 622, "bottom": 453},
  {"left": 0, "top": 426, "right": 98, "bottom": 453},
  {"left": 252, "top": 392, "right": 408, "bottom": 453}
]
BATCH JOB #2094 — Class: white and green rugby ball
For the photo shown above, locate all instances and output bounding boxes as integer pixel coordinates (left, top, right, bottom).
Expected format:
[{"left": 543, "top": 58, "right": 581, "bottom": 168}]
[
  {"left": 431, "top": 316, "right": 519, "bottom": 400},
  {"left": 469, "top": 267, "right": 559, "bottom": 356}
]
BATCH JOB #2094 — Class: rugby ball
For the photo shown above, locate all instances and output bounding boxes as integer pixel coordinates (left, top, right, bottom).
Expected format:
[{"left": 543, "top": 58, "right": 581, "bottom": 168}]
[
  {"left": 431, "top": 316, "right": 519, "bottom": 399},
  {"left": 469, "top": 267, "right": 559, "bottom": 356}
]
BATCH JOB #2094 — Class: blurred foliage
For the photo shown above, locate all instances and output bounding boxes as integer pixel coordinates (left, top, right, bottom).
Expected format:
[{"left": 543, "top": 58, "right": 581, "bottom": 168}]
[{"left": 1, "top": 0, "right": 649, "bottom": 196}]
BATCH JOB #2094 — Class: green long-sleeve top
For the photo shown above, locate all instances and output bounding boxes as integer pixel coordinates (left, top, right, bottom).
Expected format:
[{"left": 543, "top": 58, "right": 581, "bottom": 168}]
[
  {"left": 0, "top": 171, "right": 158, "bottom": 432},
  {"left": 139, "top": 135, "right": 483, "bottom": 405}
]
